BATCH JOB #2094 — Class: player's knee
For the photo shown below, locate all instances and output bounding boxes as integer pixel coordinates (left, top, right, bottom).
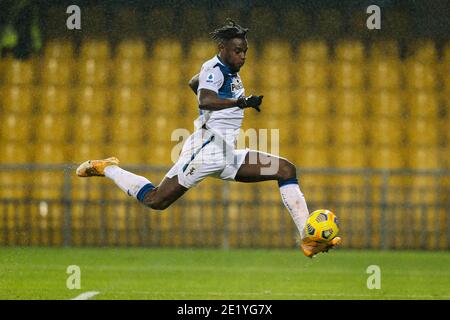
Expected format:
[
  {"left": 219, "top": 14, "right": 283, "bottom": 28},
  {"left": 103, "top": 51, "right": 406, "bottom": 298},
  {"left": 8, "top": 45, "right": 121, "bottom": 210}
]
[{"left": 278, "top": 159, "right": 297, "bottom": 180}]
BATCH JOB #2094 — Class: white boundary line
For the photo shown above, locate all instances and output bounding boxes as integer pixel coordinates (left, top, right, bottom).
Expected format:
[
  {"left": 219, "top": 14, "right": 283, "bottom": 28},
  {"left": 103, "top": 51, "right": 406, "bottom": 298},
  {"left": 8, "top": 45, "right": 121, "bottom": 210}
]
[
  {"left": 111, "top": 290, "right": 450, "bottom": 299},
  {"left": 71, "top": 291, "right": 100, "bottom": 300}
]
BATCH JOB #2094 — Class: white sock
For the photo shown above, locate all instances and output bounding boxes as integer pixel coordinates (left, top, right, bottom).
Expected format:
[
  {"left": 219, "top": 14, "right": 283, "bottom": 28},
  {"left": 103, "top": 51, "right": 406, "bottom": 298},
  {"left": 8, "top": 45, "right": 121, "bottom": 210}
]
[
  {"left": 279, "top": 182, "right": 309, "bottom": 239},
  {"left": 104, "top": 165, "right": 154, "bottom": 200}
]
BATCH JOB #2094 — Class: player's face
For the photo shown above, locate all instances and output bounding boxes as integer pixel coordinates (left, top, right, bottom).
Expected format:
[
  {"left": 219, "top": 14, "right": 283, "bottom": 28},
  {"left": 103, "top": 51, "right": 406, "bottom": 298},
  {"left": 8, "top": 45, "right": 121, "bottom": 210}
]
[{"left": 221, "top": 38, "right": 248, "bottom": 72}]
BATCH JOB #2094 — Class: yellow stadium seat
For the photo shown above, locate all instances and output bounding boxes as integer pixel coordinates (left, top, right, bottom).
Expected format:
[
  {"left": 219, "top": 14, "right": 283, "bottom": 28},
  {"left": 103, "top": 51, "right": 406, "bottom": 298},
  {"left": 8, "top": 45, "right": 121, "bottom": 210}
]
[
  {"left": 0, "top": 142, "right": 29, "bottom": 163},
  {"left": 35, "top": 114, "right": 69, "bottom": 142},
  {"left": 293, "top": 146, "right": 330, "bottom": 168},
  {"left": 332, "top": 61, "right": 365, "bottom": 88},
  {"left": 0, "top": 85, "right": 34, "bottom": 114},
  {"left": 333, "top": 117, "right": 366, "bottom": 146},
  {"left": 369, "top": 118, "right": 405, "bottom": 146},
  {"left": 334, "top": 90, "right": 366, "bottom": 116},
  {"left": 73, "top": 113, "right": 109, "bottom": 144},
  {"left": 368, "top": 59, "right": 401, "bottom": 89},
  {"left": 0, "top": 170, "right": 27, "bottom": 198},
  {"left": 151, "top": 39, "right": 182, "bottom": 61},
  {"left": 72, "top": 143, "right": 108, "bottom": 165},
  {"left": 331, "top": 146, "right": 367, "bottom": 168},
  {"left": 185, "top": 60, "right": 206, "bottom": 81},
  {"left": 2, "top": 58, "right": 34, "bottom": 84},
  {"left": 408, "top": 91, "right": 439, "bottom": 118},
  {"left": 409, "top": 175, "right": 440, "bottom": 204},
  {"left": 0, "top": 114, "right": 31, "bottom": 142},
  {"left": 80, "top": 39, "right": 111, "bottom": 59},
  {"left": 296, "top": 60, "right": 329, "bottom": 88},
  {"left": 295, "top": 116, "right": 330, "bottom": 145},
  {"left": 238, "top": 60, "right": 257, "bottom": 92},
  {"left": 261, "top": 89, "right": 293, "bottom": 115},
  {"left": 38, "top": 85, "right": 71, "bottom": 114},
  {"left": 112, "top": 86, "right": 144, "bottom": 114},
  {"left": 295, "top": 89, "right": 330, "bottom": 116},
  {"left": 109, "top": 115, "right": 145, "bottom": 144},
  {"left": 148, "top": 88, "right": 184, "bottom": 115},
  {"left": 30, "top": 170, "right": 65, "bottom": 199},
  {"left": 116, "top": 40, "right": 146, "bottom": 60},
  {"left": 369, "top": 146, "right": 405, "bottom": 169},
  {"left": 408, "top": 39, "right": 438, "bottom": 63},
  {"left": 407, "top": 147, "right": 441, "bottom": 169},
  {"left": 262, "top": 116, "right": 294, "bottom": 145},
  {"left": 188, "top": 40, "right": 217, "bottom": 61},
  {"left": 77, "top": 58, "right": 110, "bottom": 85},
  {"left": 146, "top": 114, "right": 181, "bottom": 144},
  {"left": 370, "top": 40, "right": 400, "bottom": 59},
  {"left": 147, "top": 59, "right": 182, "bottom": 87},
  {"left": 443, "top": 63, "right": 450, "bottom": 94},
  {"left": 261, "top": 41, "right": 293, "bottom": 61},
  {"left": 407, "top": 118, "right": 439, "bottom": 146},
  {"left": 404, "top": 61, "right": 437, "bottom": 89},
  {"left": 370, "top": 90, "right": 403, "bottom": 118},
  {"left": 335, "top": 40, "right": 365, "bottom": 62},
  {"left": 32, "top": 142, "right": 67, "bottom": 163},
  {"left": 44, "top": 39, "right": 74, "bottom": 59},
  {"left": 144, "top": 144, "right": 172, "bottom": 165},
  {"left": 329, "top": 146, "right": 369, "bottom": 201},
  {"left": 297, "top": 40, "right": 329, "bottom": 61},
  {"left": 75, "top": 86, "right": 109, "bottom": 114},
  {"left": 113, "top": 59, "right": 145, "bottom": 85},
  {"left": 105, "top": 143, "right": 144, "bottom": 165},
  {"left": 259, "top": 63, "right": 291, "bottom": 89},
  {"left": 298, "top": 173, "right": 330, "bottom": 203},
  {"left": 40, "top": 57, "right": 73, "bottom": 85}
]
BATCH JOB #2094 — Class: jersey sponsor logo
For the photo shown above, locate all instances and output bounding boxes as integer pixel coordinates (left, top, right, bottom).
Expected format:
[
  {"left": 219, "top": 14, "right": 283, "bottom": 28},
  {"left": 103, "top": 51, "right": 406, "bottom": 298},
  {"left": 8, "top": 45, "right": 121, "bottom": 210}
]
[{"left": 231, "top": 78, "right": 243, "bottom": 92}]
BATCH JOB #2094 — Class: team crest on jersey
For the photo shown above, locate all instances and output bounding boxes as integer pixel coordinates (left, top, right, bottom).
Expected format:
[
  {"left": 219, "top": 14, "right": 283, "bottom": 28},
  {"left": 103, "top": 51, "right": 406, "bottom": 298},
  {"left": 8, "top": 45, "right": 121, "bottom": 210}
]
[{"left": 231, "top": 78, "right": 243, "bottom": 92}]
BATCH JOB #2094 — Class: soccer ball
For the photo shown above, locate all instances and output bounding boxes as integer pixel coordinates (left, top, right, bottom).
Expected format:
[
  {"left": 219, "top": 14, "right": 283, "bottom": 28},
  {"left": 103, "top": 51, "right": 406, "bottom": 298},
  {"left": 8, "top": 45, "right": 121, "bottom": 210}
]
[{"left": 305, "top": 209, "right": 340, "bottom": 242}]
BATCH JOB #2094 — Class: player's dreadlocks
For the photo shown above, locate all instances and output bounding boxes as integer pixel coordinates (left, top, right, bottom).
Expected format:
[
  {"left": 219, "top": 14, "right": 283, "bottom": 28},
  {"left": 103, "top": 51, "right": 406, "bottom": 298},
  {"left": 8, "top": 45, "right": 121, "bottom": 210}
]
[{"left": 210, "top": 19, "right": 248, "bottom": 44}]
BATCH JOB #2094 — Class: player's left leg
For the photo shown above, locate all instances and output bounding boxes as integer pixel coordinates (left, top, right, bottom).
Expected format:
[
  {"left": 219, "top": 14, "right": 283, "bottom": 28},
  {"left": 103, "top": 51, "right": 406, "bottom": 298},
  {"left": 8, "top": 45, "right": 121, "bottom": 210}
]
[
  {"left": 76, "top": 157, "right": 188, "bottom": 210},
  {"left": 234, "top": 151, "right": 341, "bottom": 257}
]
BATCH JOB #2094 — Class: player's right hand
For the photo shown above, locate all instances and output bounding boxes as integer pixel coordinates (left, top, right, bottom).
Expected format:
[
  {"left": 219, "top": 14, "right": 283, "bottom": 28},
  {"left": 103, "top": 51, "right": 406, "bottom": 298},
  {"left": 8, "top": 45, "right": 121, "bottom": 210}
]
[{"left": 237, "top": 95, "right": 264, "bottom": 112}]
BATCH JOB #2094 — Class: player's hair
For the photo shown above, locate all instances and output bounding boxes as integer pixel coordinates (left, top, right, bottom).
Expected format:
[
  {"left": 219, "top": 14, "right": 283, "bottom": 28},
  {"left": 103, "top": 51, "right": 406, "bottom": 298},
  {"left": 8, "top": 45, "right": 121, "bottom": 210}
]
[{"left": 210, "top": 19, "right": 248, "bottom": 43}]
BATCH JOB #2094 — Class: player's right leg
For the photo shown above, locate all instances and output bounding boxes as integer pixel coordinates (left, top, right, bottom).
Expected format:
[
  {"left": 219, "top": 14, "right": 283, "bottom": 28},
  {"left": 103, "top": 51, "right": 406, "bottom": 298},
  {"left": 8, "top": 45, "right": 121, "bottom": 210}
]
[
  {"left": 234, "top": 151, "right": 341, "bottom": 257},
  {"left": 76, "top": 157, "right": 188, "bottom": 210}
]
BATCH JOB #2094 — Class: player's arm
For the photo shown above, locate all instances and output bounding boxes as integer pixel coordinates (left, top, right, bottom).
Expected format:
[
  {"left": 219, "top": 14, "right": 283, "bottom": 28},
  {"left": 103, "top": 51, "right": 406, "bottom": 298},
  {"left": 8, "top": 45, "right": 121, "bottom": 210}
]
[
  {"left": 188, "top": 74, "right": 199, "bottom": 94},
  {"left": 199, "top": 89, "right": 264, "bottom": 112},
  {"left": 197, "top": 66, "right": 263, "bottom": 111},
  {"left": 198, "top": 89, "right": 240, "bottom": 111}
]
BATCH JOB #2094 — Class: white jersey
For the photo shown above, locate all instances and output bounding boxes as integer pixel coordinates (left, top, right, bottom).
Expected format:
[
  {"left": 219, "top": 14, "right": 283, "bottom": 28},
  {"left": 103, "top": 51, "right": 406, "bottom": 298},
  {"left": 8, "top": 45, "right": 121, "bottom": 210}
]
[{"left": 195, "top": 55, "right": 245, "bottom": 144}]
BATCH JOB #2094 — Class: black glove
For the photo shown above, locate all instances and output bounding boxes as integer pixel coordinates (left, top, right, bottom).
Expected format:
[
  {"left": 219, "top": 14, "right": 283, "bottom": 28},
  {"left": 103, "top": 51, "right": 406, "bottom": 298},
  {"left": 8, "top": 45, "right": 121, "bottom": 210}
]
[{"left": 237, "top": 95, "right": 264, "bottom": 112}]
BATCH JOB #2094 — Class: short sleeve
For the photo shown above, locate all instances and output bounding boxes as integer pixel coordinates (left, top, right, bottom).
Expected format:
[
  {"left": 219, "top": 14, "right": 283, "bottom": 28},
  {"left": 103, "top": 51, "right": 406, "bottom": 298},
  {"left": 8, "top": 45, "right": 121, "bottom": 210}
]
[{"left": 197, "top": 66, "right": 224, "bottom": 94}]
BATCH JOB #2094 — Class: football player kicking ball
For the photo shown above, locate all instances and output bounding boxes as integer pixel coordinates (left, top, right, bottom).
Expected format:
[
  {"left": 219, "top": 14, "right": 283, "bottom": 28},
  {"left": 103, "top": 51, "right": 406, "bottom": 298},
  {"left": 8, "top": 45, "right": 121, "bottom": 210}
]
[{"left": 76, "top": 20, "right": 341, "bottom": 257}]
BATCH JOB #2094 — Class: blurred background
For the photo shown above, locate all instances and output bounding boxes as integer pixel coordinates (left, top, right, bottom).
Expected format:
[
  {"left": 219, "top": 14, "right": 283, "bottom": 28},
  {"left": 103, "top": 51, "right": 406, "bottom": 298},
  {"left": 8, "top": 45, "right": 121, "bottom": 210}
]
[{"left": 0, "top": 0, "right": 448, "bottom": 250}]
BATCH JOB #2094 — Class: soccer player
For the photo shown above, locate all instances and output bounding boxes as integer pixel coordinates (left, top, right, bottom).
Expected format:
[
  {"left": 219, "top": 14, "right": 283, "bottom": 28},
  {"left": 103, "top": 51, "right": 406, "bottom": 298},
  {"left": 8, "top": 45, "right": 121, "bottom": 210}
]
[{"left": 76, "top": 20, "right": 340, "bottom": 257}]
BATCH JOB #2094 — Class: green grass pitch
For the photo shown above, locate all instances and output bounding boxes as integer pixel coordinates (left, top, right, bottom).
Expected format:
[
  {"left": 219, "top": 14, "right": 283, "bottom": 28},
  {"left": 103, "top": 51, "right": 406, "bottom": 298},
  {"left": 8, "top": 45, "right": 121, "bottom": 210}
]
[{"left": 1, "top": 247, "right": 449, "bottom": 300}]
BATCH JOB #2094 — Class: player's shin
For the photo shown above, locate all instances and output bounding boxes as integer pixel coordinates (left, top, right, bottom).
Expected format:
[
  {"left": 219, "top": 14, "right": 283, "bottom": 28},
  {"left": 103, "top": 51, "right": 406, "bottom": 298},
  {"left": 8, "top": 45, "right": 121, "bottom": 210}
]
[
  {"left": 278, "top": 178, "right": 309, "bottom": 240},
  {"left": 104, "top": 165, "right": 155, "bottom": 202}
]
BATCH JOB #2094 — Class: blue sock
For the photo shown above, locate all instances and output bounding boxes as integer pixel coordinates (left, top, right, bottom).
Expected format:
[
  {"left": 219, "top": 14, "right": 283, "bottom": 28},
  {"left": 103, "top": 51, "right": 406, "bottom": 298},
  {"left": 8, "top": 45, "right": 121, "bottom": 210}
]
[{"left": 136, "top": 183, "right": 155, "bottom": 203}]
